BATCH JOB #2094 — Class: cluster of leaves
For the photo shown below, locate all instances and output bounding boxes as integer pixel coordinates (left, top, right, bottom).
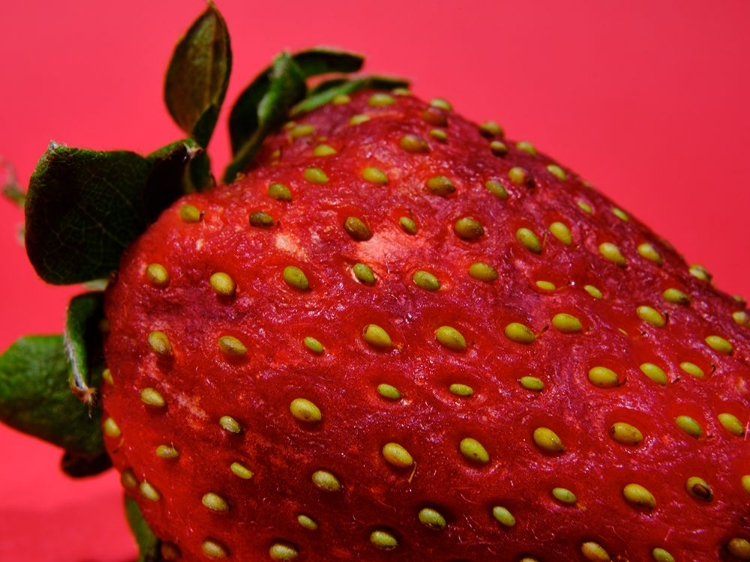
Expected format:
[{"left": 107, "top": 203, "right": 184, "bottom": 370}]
[{"left": 0, "top": 3, "right": 406, "bottom": 559}]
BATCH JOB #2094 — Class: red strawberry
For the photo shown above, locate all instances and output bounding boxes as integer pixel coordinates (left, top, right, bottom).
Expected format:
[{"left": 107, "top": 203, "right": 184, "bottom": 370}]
[{"left": 101, "top": 87, "right": 750, "bottom": 561}]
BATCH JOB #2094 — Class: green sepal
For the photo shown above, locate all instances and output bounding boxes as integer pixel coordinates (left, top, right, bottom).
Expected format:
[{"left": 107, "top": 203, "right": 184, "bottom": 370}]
[
  {"left": 227, "top": 47, "right": 364, "bottom": 158},
  {"left": 145, "top": 138, "right": 210, "bottom": 212},
  {"left": 164, "top": 2, "right": 232, "bottom": 148},
  {"left": 292, "top": 75, "right": 410, "bottom": 116},
  {"left": 1, "top": 158, "right": 25, "bottom": 207},
  {"left": 61, "top": 449, "right": 112, "bottom": 478},
  {"left": 0, "top": 335, "right": 105, "bottom": 457},
  {"left": 223, "top": 53, "right": 307, "bottom": 183},
  {"left": 125, "top": 494, "right": 164, "bottom": 562},
  {"left": 65, "top": 292, "right": 105, "bottom": 404}
]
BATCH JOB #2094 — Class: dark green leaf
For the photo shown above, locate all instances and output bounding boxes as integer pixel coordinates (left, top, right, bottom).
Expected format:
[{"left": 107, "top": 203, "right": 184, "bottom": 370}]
[
  {"left": 65, "top": 292, "right": 105, "bottom": 403},
  {"left": 25, "top": 144, "right": 151, "bottom": 285},
  {"left": 223, "top": 53, "right": 307, "bottom": 183},
  {"left": 125, "top": 495, "right": 164, "bottom": 562},
  {"left": 291, "top": 75, "right": 410, "bottom": 117},
  {"left": 61, "top": 449, "right": 112, "bottom": 478},
  {"left": 0, "top": 335, "right": 105, "bottom": 457},
  {"left": 165, "top": 2, "right": 232, "bottom": 147},
  {"left": 228, "top": 48, "right": 364, "bottom": 156},
  {"left": 145, "top": 139, "right": 208, "bottom": 217}
]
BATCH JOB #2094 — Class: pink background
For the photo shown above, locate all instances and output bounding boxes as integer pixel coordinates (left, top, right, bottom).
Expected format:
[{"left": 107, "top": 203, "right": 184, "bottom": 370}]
[{"left": 1, "top": 1, "right": 749, "bottom": 560}]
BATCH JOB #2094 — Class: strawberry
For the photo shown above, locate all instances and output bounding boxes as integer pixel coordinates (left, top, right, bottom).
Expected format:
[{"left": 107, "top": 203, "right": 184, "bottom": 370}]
[{"left": 2, "top": 5, "right": 749, "bottom": 562}]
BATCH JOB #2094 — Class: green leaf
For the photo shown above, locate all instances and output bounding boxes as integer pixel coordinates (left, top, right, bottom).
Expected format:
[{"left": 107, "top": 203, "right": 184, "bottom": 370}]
[
  {"left": 125, "top": 495, "right": 164, "bottom": 562},
  {"left": 65, "top": 292, "right": 105, "bottom": 403},
  {"left": 25, "top": 144, "right": 151, "bottom": 285},
  {"left": 1, "top": 157, "right": 25, "bottom": 207},
  {"left": 0, "top": 335, "right": 105, "bottom": 457},
  {"left": 223, "top": 53, "right": 307, "bottom": 183},
  {"left": 164, "top": 2, "right": 232, "bottom": 148},
  {"left": 61, "top": 449, "right": 112, "bottom": 478},
  {"left": 228, "top": 48, "right": 364, "bottom": 157},
  {"left": 145, "top": 138, "right": 209, "bottom": 214},
  {"left": 292, "top": 75, "right": 410, "bottom": 117}
]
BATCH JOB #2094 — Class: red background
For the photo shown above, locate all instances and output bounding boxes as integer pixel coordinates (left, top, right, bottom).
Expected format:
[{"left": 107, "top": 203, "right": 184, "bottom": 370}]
[{"left": 1, "top": 1, "right": 748, "bottom": 560}]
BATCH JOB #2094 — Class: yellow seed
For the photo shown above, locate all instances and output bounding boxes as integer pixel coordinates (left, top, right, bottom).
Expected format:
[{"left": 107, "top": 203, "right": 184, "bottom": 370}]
[
  {"left": 504, "top": 322, "right": 535, "bottom": 344},
  {"left": 289, "top": 123, "right": 315, "bottom": 138},
  {"left": 549, "top": 222, "right": 572, "bottom": 246},
  {"left": 491, "top": 506, "right": 516, "bottom": 527},
  {"left": 519, "top": 376, "right": 544, "bottom": 391},
  {"left": 422, "top": 106, "right": 448, "bottom": 126},
  {"left": 201, "top": 540, "right": 228, "bottom": 559},
  {"left": 581, "top": 541, "right": 611, "bottom": 561},
  {"left": 290, "top": 398, "right": 322, "bottom": 423},
  {"left": 218, "top": 335, "right": 247, "bottom": 356},
  {"left": 468, "top": 262, "right": 498, "bottom": 282},
  {"left": 640, "top": 363, "right": 668, "bottom": 385},
  {"left": 303, "top": 167, "right": 329, "bottom": 184},
  {"left": 449, "top": 383, "right": 474, "bottom": 397},
  {"left": 577, "top": 200, "right": 593, "bottom": 214},
  {"left": 413, "top": 270, "right": 440, "bottom": 291},
  {"left": 637, "top": 306, "right": 666, "bottom": 327},
  {"left": 297, "top": 514, "right": 318, "bottom": 530},
  {"left": 283, "top": 266, "right": 310, "bottom": 291},
  {"left": 370, "top": 530, "right": 399, "bottom": 550},
  {"left": 430, "top": 98, "right": 452, "bottom": 110},
  {"left": 332, "top": 94, "right": 351, "bottom": 105},
  {"left": 377, "top": 383, "right": 401, "bottom": 401},
  {"left": 662, "top": 288, "right": 691, "bottom": 305},
  {"left": 652, "top": 547, "right": 675, "bottom": 562},
  {"left": 202, "top": 492, "right": 229, "bottom": 512},
  {"left": 598, "top": 242, "right": 626, "bottom": 267},
  {"left": 435, "top": 326, "right": 467, "bottom": 351},
  {"left": 350, "top": 263, "right": 376, "bottom": 286},
  {"left": 689, "top": 264, "right": 712, "bottom": 282},
  {"left": 623, "top": 483, "right": 656, "bottom": 509},
  {"left": 344, "top": 216, "right": 372, "bottom": 241},
  {"left": 733, "top": 310, "right": 750, "bottom": 326},
  {"left": 147, "top": 331, "right": 171, "bottom": 355},
  {"left": 552, "top": 313, "right": 583, "bottom": 333},
  {"left": 120, "top": 469, "right": 138, "bottom": 489},
  {"left": 637, "top": 242, "right": 663, "bottom": 265},
  {"left": 705, "top": 335, "right": 732, "bottom": 354},
  {"left": 588, "top": 366, "right": 620, "bottom": 388},
  {"left": 742, "top": 475, "right": 750, "bottom": 495},
  {"left": 536, "top": 280, "right": 556, "bottom": 291},
  {"left": 479, "top": 120, "right": 503, "bottom": 137},
  {"left": 140, "top": 481, "right": 161, "bottom": 502},
  {"left": 516, "top": 141, "right": 537, "bottom": 155},
  {"left": 547, "top": 164, "right": 567, "bottom": 180},
  {"left": 146, "top": 263, "right": 169, "bottom": 286},
  {"left": 489, "top": 140, "right": 508, "bottom": 156},
  {"left": 584, "top": 285, "right": 603, "bottom": 299},
  {"left": 349, "top": 113, "right": 370, "bottom": 125},
  {"left": 680, "top": 362, "right": 705, "bottom": 378},
  {"left": 508, "top": 166, "right": 529, "bottom": 185},
  {"left": 427, "top": 175, "right": 456, "bottom": 197},
  {"left": 727, "top": 539, "right": 750, "bottom": 560},
  {"left": 718, "top": 413, "right": 745, "bottom": 436},
  {"left": 312, "top": 470, "right": 340, "bottom": 492},
  {"left": 304, "top": 336, "right": 324, "bottom": 355},
  {"left": 269, "top": 543, "right": 299, "bottom": 561},
  {"left": 103, "top": 417, "right": 121, "bottom": 438},
  {"left": 101, "top": 368, "right": 113, "bottom": 385},
  {"left": 516, "top": 227, "right": 542, "bottom": 253},
  {"left": 459, "top": 437, "right": 490, "bottom": 464},
  {"left": 382, "top": 442, "right": 414, "bottom": 467},
  {"left": 430, "top": 129, "right": 448, "bottom": 142},
  {"left": 609, "top": 422, "right": 643, "bottom": 445},
  {"left": 249, "top": 211, "right": 275, "bottom": 228},
  {"left": 418, "top": 507, "right": 447, "bottom": 530},
  {"left": 155, "top": 445, "right": 179, "bottom": 459},
  {"left": 312, "top": 143, "right": 337, "bottom": 156},
  {"left": 612, "top": 207, "right": 629, "bottom": 222},
  {"left": 219, "top": 415, "right": 242, "bottom": 434},
  {"left": 369, "top": 92, "right": 395, "bottom": 106},
  {"left": 399, "top": 216, "right": 417, "bottom": 234},
  {"left": 485, "top": 179, "right": 508, "bottom": 199},
  {"left": 362, "top": 167, "right": 388, "bottom": 185},
  {"left": 454, "top": 217, "right": 484, "bottom": 241},
  {"left": 210, "top": 272, "right": 236, "bottom": 297},
  {"left": 552, "top": 487, "right": 577, "bottom": 504},
  {"left": 533, "top": 427, "right": 564, "bottom": 453},
  {"left": 179, "top": 204, "right": 202, "bottom": 223},
  {"left": 230, "top": 462, "right": 253, "bottom": 479},
  {"left": 685, "top": 476, "right": 713, "bottom": 501},
  {"left": 268, "top": 182, "right": 292, "bottom": 201},
  {"left": 675, "top": 415, "right": 703, "bottom": 438},
  {"left": 399, "top": 134, "right": 429, "bottom": 153},
  {"left": 362, "top": 324, "right": 393, "bottom": 349}
]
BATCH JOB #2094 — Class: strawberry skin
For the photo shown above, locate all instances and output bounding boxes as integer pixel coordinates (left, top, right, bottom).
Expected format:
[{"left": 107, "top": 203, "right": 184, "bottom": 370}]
[{"left": 102, "top": 90, "right": 750, "bottom": 561}]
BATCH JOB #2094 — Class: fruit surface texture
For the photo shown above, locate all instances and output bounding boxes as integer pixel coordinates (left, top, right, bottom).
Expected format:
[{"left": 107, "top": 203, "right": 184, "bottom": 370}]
[{"left": 102, "top": 91, "right": 750, "bottom": 561}]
